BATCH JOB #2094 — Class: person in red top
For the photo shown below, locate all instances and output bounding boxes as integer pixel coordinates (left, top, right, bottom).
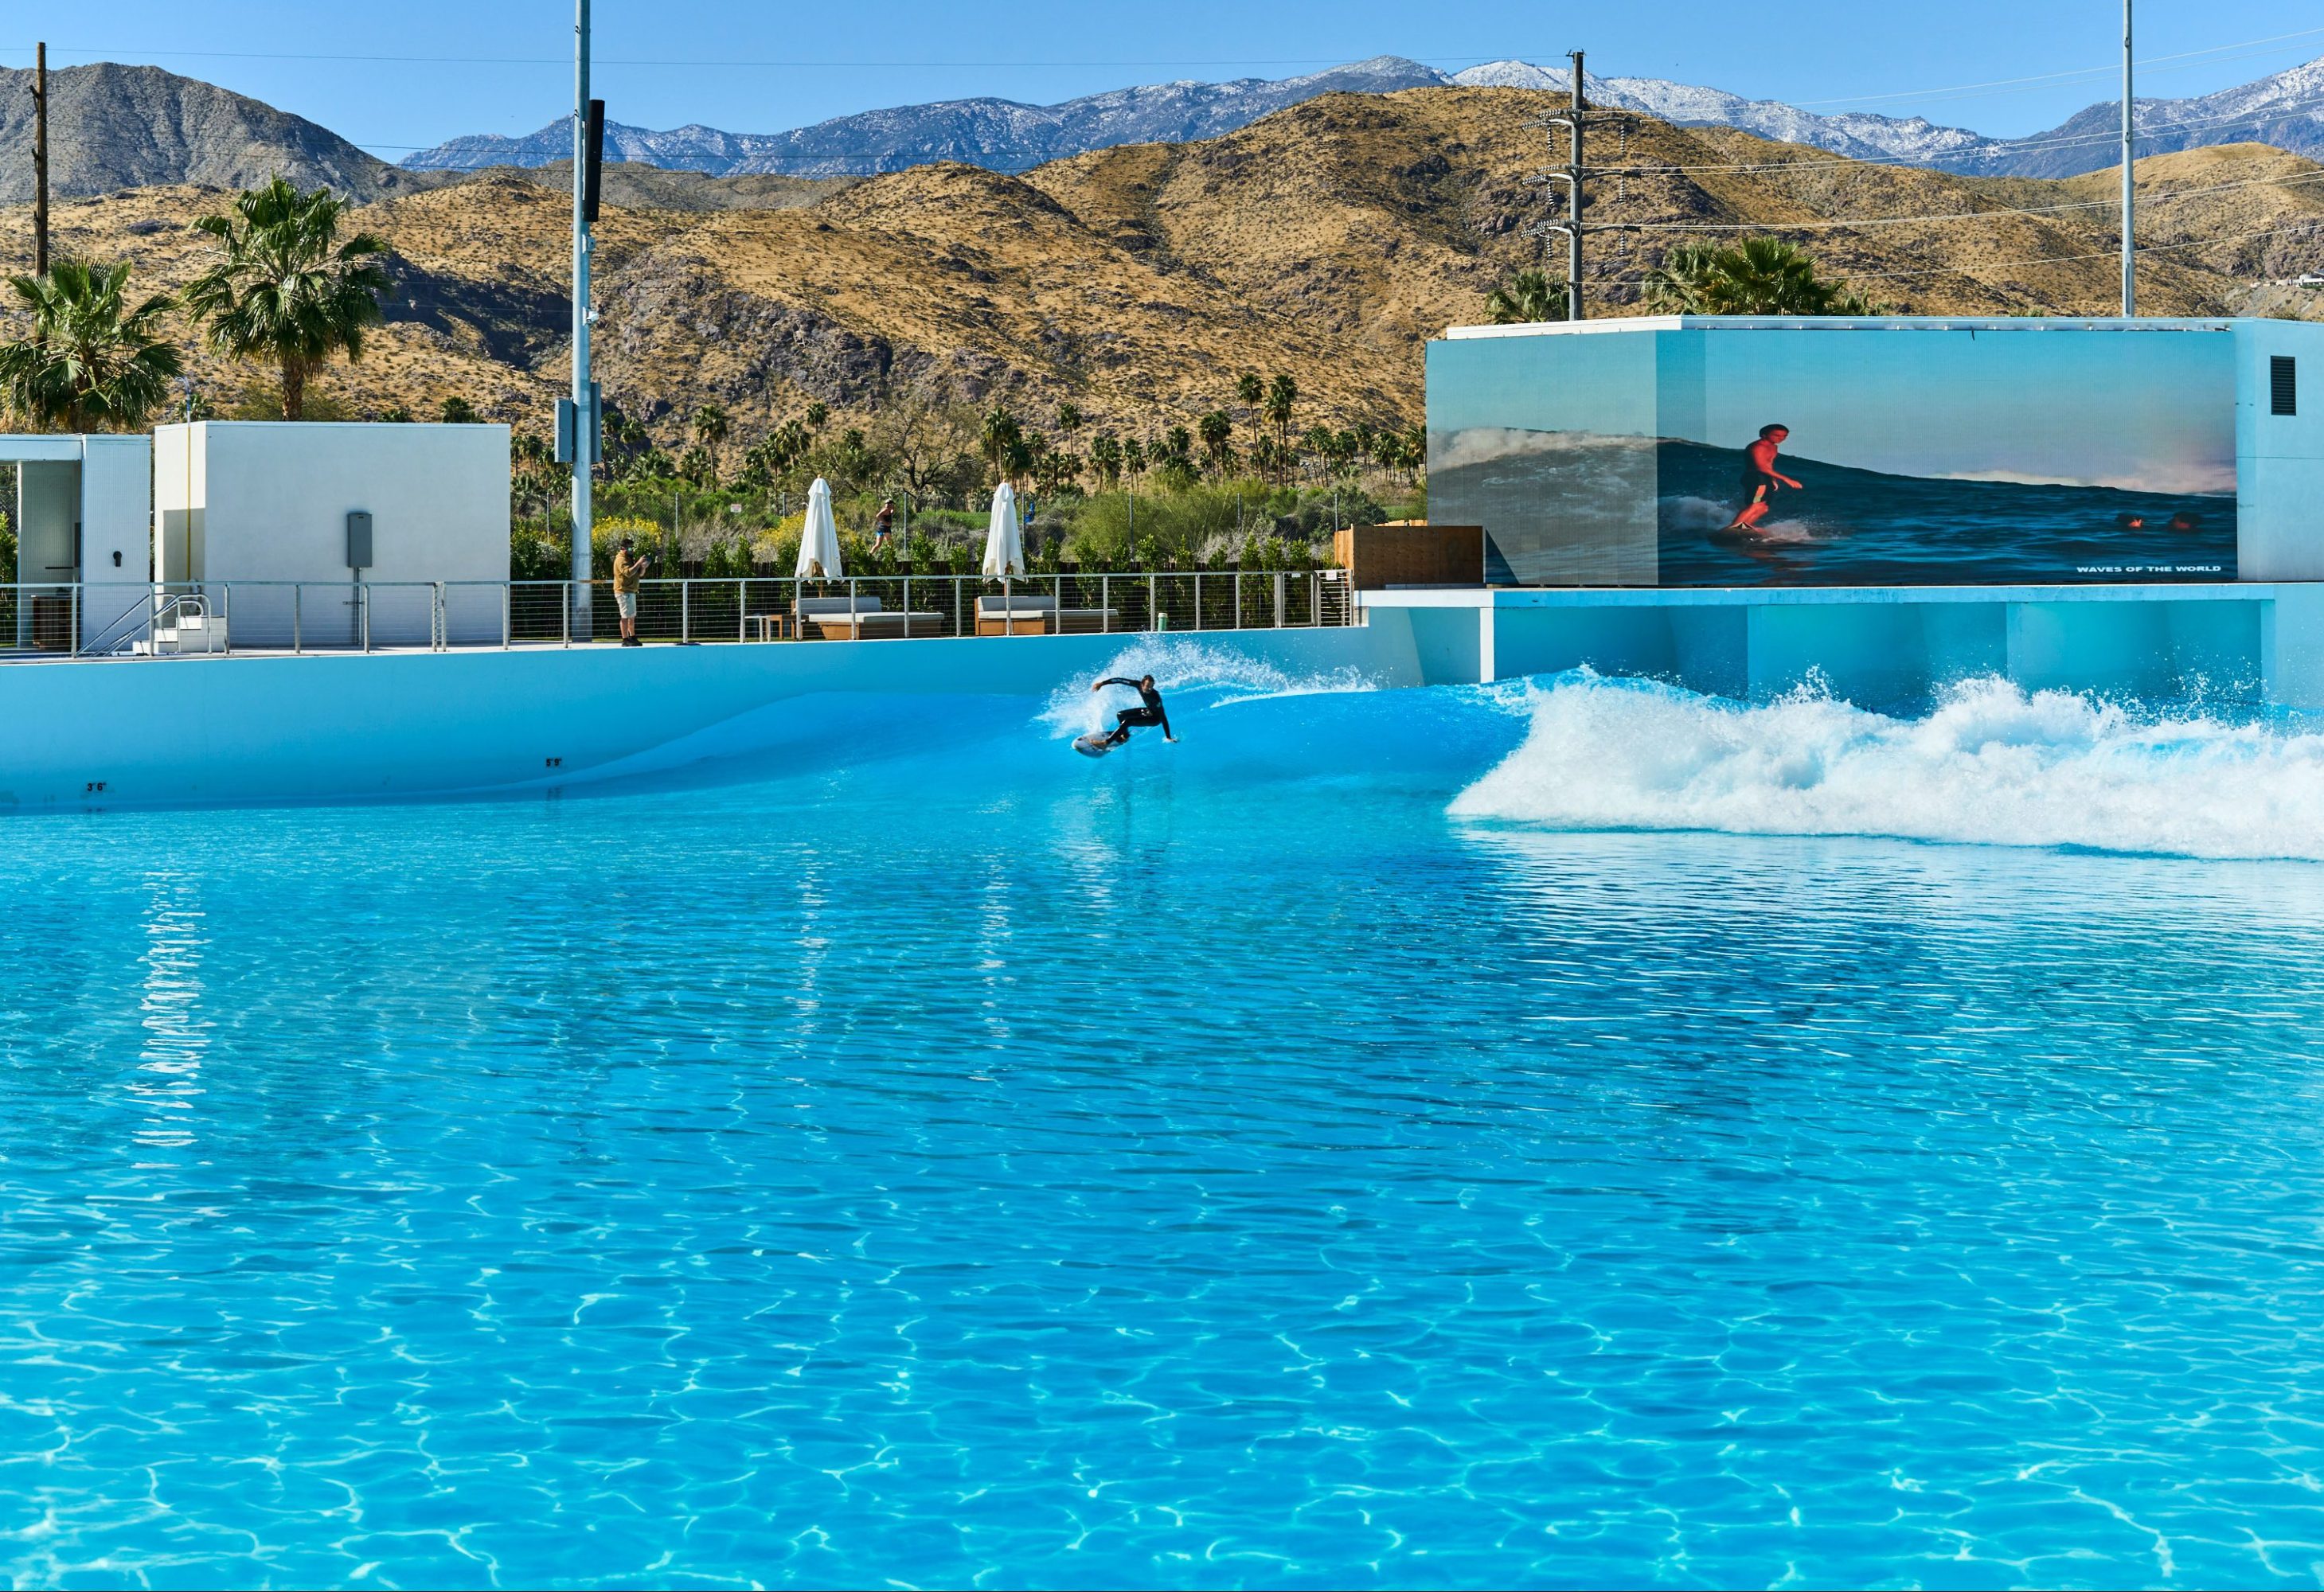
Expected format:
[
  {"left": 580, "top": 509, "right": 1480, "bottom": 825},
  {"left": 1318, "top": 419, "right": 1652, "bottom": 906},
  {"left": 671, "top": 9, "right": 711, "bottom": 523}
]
[{"left": 1721, "top": 423, "right": 1803, "bottom": 536}]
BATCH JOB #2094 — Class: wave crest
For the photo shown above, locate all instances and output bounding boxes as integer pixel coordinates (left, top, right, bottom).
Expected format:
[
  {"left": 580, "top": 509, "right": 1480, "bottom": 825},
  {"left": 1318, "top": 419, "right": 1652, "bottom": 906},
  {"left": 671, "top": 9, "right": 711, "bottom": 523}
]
[
  {"left": 1450, "top": 673, "right": 2324, "bottom": 860},
  {"left": 1037, "top": 638, "right": 1381, "bottom": 738}
]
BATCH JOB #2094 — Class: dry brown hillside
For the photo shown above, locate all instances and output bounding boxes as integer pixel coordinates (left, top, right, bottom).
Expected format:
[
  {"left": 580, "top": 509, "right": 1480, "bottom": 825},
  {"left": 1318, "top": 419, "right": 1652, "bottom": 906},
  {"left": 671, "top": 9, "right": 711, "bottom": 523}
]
[{"left": 2, "top": 87, "right": 2320, "bottom": 452}]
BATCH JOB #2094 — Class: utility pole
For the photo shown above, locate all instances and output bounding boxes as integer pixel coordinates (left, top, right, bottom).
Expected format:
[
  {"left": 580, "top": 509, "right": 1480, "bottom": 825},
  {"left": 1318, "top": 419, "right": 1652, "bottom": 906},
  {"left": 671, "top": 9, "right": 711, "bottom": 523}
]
[
  {"left": 1536, "top": 51, "right": 1639, "bottom": 322},
  {"left": 569, "top": 0, "right": 594, "bottom": 638},
  {"left": 31, "top": 42, "right": 49, "bottom": 278},
  {"left": 2120, "top": 0, "right": 2135, "bottom": 317}
]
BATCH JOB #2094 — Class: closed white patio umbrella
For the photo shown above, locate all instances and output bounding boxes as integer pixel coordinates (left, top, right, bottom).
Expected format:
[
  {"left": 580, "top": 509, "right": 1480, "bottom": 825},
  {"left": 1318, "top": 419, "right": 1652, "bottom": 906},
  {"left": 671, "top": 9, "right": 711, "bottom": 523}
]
[
  {"left": 982, "top": 482, "right": 1025, "bottom": 579},
  {"left": 795, "top": 477, "right": 843, "bottom": 579}
]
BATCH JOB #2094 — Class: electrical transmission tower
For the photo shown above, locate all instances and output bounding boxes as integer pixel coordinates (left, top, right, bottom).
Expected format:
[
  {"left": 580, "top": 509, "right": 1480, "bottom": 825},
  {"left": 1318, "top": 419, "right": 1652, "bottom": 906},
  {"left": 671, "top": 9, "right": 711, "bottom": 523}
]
[{"left": 1532, "top": 50, "right": 1643, "bottom": 320}]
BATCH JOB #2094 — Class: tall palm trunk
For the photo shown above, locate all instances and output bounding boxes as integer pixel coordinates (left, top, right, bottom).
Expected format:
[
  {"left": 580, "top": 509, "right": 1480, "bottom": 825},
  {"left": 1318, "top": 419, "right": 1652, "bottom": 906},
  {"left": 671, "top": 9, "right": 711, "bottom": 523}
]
[{"left": 281, "top": 355, "right": 306, "bottom": 420}]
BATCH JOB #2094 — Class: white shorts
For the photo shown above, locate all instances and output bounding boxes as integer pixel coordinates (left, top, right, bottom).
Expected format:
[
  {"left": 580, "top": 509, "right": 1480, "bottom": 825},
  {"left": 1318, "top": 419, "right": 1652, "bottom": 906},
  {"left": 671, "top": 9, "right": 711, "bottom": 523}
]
[{"left": 616, "top": 591, "right": 638, "bottom": 619}]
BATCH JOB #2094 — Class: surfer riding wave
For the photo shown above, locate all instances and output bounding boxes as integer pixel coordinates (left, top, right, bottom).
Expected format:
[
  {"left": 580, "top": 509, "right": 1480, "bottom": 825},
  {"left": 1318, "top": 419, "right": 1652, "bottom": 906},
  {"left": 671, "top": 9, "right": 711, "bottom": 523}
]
[
  {"left": 1086, "top": 675, "right": 1175, "bottom": 749},
  {"left": 1721, "top": 423, "right": 1803, "bottom": 537}
]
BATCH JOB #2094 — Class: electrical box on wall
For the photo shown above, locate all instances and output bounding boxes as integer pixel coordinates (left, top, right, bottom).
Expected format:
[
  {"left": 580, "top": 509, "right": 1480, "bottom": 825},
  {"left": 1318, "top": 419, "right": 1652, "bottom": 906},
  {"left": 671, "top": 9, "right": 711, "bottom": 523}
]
[{"left": 346, "top": 510, "right": 373, "bottom": 571}]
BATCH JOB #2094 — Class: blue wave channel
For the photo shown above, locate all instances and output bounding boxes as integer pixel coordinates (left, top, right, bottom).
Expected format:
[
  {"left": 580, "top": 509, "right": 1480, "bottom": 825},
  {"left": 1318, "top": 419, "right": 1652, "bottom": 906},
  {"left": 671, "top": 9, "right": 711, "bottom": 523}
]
[{"left": 6, "top": 662, "right": 2324, "bottom": 1587}]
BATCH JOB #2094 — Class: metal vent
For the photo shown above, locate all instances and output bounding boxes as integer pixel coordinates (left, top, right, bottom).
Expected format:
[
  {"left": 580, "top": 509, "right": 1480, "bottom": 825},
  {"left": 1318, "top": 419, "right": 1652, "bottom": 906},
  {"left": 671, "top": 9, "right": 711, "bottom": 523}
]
[{"left": 2272, "top": 355, "right": 2298, "bottom": 416}]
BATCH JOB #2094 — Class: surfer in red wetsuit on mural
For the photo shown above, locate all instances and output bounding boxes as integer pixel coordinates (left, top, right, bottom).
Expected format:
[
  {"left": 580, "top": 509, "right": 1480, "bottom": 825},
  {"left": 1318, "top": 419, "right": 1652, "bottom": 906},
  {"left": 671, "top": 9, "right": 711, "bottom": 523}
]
[{"left": 1720, "top": 423, "right": 1804, "bottom": 537}]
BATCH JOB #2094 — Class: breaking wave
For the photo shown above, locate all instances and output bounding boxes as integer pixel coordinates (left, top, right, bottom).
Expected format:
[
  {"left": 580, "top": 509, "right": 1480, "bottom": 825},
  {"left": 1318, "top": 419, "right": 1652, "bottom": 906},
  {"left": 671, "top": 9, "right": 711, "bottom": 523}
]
[
  {"left": 1036, "top": 638, "right": 1382, "bottom": 739},
  {"left": 1450, "top": 671, "right": 2324, "bottom": 861}
]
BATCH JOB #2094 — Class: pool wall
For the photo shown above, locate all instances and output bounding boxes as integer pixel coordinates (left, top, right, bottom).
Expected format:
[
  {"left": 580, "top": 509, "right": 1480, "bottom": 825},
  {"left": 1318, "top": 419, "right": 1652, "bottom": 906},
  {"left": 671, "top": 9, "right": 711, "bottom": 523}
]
[
  {"left": 1368, "top": 582, "right": 2324, "bottom": 708},
  {"left": 0, "top": 626, "right": 1420, "bottom": 812}
]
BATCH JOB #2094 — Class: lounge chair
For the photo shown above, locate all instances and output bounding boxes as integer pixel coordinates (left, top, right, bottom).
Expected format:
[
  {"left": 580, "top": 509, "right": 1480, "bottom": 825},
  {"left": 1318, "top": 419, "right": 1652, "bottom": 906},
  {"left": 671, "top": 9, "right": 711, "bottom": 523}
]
[
  {"left": 974, "top": 592, "right": 1120, "bottom": 636},
  {"left": 793, "top": 595, "right": 945, "bottom": 640}
]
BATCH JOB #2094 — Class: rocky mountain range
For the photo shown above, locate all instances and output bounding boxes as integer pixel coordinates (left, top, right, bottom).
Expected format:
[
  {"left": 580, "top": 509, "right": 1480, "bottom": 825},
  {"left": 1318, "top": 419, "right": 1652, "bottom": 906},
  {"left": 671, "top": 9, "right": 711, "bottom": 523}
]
[
  {"left": 403, "top": 57, "right": 1454, "bottom": 178},
  {"left": 405, "top": 52, "right": 2324, "bottom": 181},
  {"left": 8, "top": 88, "right": 2318, "bottom": 457},
  {"left": 0, "top": 49, "right": 2317, "bottom": 208},
  {"left": 0, "top": 62, "right": 431, "bottom": 202}
]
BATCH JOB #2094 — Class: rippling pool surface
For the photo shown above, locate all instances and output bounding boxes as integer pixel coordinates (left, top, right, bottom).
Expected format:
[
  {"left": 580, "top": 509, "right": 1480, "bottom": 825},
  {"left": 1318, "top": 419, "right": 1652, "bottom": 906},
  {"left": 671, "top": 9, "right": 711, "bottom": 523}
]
[{"left": 9, "top": 650, "right": 2324, "bottom": 1589}]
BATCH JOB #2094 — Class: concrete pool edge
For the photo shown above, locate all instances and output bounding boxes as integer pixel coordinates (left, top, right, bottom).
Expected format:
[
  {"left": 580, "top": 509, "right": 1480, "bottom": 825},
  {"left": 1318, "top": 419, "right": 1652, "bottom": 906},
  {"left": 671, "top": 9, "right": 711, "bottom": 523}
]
[
  {"left": 1365, "top": 581, "right": 2324, "bottom": 707},
  {"left": 0, "top": 626, "right": 1422, "bottom": 813}
]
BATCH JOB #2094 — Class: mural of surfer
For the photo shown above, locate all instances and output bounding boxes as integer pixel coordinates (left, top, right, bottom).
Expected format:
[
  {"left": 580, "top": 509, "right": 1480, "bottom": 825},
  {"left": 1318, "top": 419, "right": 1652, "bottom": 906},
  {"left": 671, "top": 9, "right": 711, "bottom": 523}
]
[{"left": 1718, "top": 423, "right": 1805, "bottom": 540}]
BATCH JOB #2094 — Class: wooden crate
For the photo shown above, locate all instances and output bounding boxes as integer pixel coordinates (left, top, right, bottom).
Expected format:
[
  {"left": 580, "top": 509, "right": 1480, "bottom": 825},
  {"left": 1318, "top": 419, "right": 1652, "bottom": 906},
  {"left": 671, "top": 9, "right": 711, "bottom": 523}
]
[{"left": 1331, "top": 523, "right": 1485, "bottom": 588}]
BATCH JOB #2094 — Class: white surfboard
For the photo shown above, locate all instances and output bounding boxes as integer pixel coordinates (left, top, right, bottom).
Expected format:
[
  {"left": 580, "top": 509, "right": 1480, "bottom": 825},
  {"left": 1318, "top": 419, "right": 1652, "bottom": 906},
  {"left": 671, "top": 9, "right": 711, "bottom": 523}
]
[{"left": 1072, "top": 733, "right": 1114, "bottom": 758}]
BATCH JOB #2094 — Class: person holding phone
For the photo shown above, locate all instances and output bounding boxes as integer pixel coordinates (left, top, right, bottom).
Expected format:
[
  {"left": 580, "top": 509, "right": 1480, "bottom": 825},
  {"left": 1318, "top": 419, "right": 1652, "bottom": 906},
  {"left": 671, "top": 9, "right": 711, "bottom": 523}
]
[{"left": 613, "top": 535, "right": 654, "bottom": 646}]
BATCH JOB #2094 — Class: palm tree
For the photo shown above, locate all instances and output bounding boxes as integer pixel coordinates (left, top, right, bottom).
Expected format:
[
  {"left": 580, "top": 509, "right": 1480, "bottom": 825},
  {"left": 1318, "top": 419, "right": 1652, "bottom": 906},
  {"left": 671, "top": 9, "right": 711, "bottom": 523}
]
[
  {"left": 1262, "top": 375, "right": 1297, "bottom": 482},
  {"left": 1089, "top": 433, "right": 1123, "bottom": 489},
  {"left": 1001, "top": 432, "right": 1036, "bottom": 488},
  {"left": 182, "top": 177, "right": 389, "bottom": 421},
  {"left": 804, "top": 400, "right": 830, "bottom": 431},
  {"left": 981, "top": 404, "right": 1024, "bottom": 482},
  {"left": 1643, "top": 237, "right": 1881, "bottom": 315},
  {"left": 1056, "top": 400, "right": 1083, "bottom": 439},
  {"left": 0, "top": 259, "right": 181, "bottom": 431},
  {"left": 691, "top": 402, "right": 729, "bottom": 480},
  {"left": 1236, "top": 372, "right": 1263, "bottom": 413},
  {"left": 1195, "top": 410, "right": 1232, "bottom": 477},
  {"left": 439, "top": 395, "right": 478, "bottom": 424},
  {"left": 1484, "top": 268, "right": 1568, "bottom": 324},
  {"left": 1034, "top": 443, "right": 1081, "bottom": 498}
]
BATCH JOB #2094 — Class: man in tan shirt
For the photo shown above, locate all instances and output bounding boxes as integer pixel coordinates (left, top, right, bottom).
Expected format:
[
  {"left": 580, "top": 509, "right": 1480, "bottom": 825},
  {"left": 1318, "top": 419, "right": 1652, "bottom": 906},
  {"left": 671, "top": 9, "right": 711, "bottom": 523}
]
[{"left": 612, "top": 536, "right": 652, "bottom": 646}]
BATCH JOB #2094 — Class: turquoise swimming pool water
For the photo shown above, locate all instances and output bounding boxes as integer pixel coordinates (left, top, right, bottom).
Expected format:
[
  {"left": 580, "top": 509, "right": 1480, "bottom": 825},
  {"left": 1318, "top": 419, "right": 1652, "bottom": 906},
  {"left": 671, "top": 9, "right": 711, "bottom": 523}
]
[{"left": 8, "top": 647, "right": 2324, "bottom": 1588}]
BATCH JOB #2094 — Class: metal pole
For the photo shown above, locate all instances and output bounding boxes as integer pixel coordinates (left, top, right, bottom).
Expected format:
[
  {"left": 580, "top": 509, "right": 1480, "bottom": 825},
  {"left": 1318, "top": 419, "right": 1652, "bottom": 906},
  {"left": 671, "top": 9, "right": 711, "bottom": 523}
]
[
  {"left": 293, "top": 583, "right": 302, "bottom": 654},
  {"left": 1568, "top": 49, "right": 1586, "bottom": 322},
  {"left": 569, "top": 0, "right": 595, "bottom": 639},
  {"left": 32, "top": 44, "right": 49, "bottom": 279},
  {"left": 2121, "top": 0, "right": 2135, "bottom": 318}
]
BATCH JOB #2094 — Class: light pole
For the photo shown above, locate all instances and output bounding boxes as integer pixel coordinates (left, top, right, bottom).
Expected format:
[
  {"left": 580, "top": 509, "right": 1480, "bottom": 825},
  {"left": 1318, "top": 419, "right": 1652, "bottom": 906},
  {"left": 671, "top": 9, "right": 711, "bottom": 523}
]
[
  {"left": 2121, "top": 0, "right": 2135, "bottom": 317},
  {"left": 569, "top": 0, "right": 595, "bottom": 637}
]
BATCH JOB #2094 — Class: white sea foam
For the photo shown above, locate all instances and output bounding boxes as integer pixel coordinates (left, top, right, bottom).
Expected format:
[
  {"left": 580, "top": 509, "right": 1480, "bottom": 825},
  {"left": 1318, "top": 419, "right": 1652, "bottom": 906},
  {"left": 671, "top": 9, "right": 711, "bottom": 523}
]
[
  {"left": 1662, "top": 494, "right": 1820, "bottom": 543},
  {"left": 1036, "top": 638, "right": 1381, "bottom": 737},
  {"left": 1450, "top": 673, "right": 2324, "bottom": 860}
]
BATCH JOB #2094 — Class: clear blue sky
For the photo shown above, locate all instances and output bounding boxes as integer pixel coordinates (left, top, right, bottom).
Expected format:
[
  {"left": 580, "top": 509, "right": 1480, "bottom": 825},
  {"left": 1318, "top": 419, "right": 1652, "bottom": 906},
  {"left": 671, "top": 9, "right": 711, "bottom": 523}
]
[{"left": 4, "top": 2, "right": 2318, "bottom": 158}]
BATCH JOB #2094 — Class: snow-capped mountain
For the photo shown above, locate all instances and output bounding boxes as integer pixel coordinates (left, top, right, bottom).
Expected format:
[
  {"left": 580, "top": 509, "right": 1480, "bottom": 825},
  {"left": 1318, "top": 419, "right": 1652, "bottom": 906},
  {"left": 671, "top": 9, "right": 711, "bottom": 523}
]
[
  {"left": 403, "top": 56, "right": 1447, "bottom": 177},
  {"left": 1448, "top": 60, "right": 1995, "bottom": 165},
  {"left": 401, "top": 52, "right": 2324, "bottom": 181},
  {"left": 1968, "top": 52, "right": 2324, "bottom": 177}
]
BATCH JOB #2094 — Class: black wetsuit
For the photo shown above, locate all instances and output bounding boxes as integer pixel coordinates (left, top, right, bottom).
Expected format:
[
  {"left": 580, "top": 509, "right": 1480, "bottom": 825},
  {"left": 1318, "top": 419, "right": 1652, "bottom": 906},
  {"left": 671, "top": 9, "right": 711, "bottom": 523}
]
[{"left": 1096, "top": 677, "right": 1172, "bottom": 745}]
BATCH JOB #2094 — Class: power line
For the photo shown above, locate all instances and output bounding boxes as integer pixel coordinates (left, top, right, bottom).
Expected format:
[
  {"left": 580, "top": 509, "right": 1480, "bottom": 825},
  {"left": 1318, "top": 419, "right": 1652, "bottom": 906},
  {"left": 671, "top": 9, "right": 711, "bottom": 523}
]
[
  {"left": 2, "top": 21, "right": 2319, "bottom": 100},
  {"left": 1610, "top": 84, "right": 2324, "bottom": 179},
  {"left": 1619, "top": 166, "right": 2324, "bottom": 233},
  {"left": 1844, "top": 217, "right": 2324, "bottom": 279},
  {"left": 1785, "top": 23, "right": 2324, "bottom": 108}
]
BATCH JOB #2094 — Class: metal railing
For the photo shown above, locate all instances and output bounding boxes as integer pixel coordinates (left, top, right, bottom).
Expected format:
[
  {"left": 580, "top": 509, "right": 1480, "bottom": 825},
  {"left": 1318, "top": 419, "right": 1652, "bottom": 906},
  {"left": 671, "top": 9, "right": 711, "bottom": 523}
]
[{"left": 0, "top": 572, "right": 1357, "bottom": 660}]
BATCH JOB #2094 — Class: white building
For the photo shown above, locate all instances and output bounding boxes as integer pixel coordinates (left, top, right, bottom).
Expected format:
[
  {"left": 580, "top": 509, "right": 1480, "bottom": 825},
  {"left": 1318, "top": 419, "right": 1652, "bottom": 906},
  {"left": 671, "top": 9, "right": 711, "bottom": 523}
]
[
  {"left": 4, "top": 433, "right": 153, "bottom": 650},
  {"left": 153, "top": 421, "right": 512, "bottom": 647}
]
